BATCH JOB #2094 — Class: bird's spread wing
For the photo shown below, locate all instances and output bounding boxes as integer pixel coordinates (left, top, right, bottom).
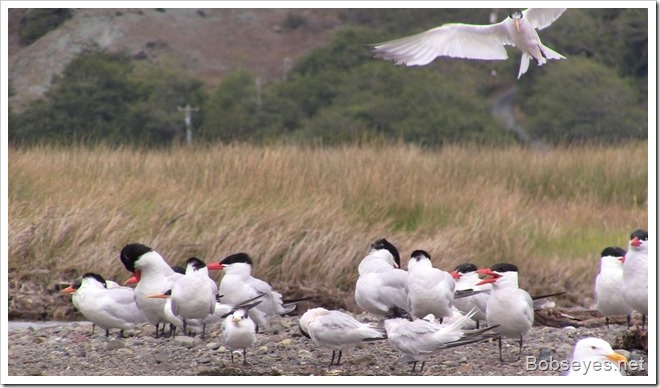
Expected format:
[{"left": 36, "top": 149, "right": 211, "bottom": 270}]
[
  {"left": 373, "top": 22, "right": 512, "bottom": 66},
  {"left": 523, "top": 8, "right": 567, "bottom": 30}
]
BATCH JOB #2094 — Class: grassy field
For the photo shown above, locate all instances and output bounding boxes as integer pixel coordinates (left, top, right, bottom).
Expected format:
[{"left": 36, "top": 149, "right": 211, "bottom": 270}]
[{"left": 8, "top": 142, "right": 648, "bottom": 319}]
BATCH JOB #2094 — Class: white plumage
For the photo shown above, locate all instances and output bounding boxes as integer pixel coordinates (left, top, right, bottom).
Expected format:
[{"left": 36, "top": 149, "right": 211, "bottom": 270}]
[{"left": 372, "top": 8, "right": 566, "bottom": 78}]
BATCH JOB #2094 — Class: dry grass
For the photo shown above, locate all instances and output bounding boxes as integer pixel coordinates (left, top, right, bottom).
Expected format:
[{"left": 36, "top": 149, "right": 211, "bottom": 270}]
[{"left": 8, "top": 142, "right": 648, "bottom": 318}]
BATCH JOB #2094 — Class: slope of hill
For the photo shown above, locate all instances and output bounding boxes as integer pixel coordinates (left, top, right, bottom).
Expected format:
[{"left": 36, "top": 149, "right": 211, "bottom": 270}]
[{"left": 8, "top": 8, "right": 344, "bottom": 111}]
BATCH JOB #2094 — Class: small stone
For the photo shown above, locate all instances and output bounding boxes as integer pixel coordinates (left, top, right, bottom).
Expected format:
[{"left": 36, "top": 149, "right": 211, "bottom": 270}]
[
  {"left": 297, "top": 350, "right": 313, "bottom": 359},
  {"left": 443, "top": 361, "right": 459, "bottom": 368},
  {"left": 174, "top": 336, "right": 201, "bottom": 348},
  {"left": 106, "top": 339, "right": 126, "bottom": 351},
  {"left": 197, "top": 357, "right": 212, "bottom": 364},
  {"left": 153, "top": 349, "right": 168, "bottom": 364},
  {"left": 270, "top": 335, "right": 283, "bottom": 343},
  {"left": 258, "top": 346, "right": 269, "bottom": 352},
  {"left": 538, "top": 347, "right": 557, "bottom": 362},
  {"left": 280, "top": 339, "right": 292, "bottom": 346},
  {"left": 72, "top": 333, "right": 87, "bottom": 343},
  {"left": 206, "top": 342, "right": 221, "bottom": 350},
  {"left": 154, "top": 362, "right": 172, "bottom": 372}
]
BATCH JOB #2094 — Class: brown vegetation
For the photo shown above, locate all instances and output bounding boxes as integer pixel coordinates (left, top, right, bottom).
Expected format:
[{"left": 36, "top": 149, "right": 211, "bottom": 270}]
[{"left": 8, "top": 142, "right": 648, "bottom": 319}]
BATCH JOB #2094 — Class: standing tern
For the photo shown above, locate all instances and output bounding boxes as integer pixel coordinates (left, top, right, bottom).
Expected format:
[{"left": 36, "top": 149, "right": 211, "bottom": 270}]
[
  {"left": 622, "top": 229, "right": 648, "bottom": 329},
  {"left": 383, "top": 306, "right": 496, "bottom": 373},
  {"left": 222, "top": 308, "right": 258, "bottom": 366},
  {"left": 207, "top": 253, "right": 311, "bottom": 333},
  {"left": 594, "top": 246, "right": 632, "bottom": 328},
  {"left": 119, "top": 243, "right": 183, "bottom": 338},
  {"left": 169, "top": 257, "right": 216, "bottom": 339},
  {"left": 299, "top": 307, "right": 386, "bottom": 366},
  {"left": 566, "top": 337, "right": 627, "bottom": 376},
  {"left": 406, "top": 250, "right": 455, "bottom": 321},
  {"left": 61, "top": 273, "right": 147, "bottom": 337},
  {"left": 477, "top": 263, "right": 533, "bottom": 362},
  {"left": 355, "top": 238, "right": 409, "bottom": 317},
  {"left": 146, "top": 291, "right": 266, "bottom": 337},
  {"left": 372, "top": 8, "right": 567, "bottom": 79}
]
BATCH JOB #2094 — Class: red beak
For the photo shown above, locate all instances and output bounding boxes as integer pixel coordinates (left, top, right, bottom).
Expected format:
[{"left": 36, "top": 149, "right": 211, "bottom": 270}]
[
  {"left": 618, "top": 256, "right": 626, "bottom": 263},
  {"left": 123, "top": 270, "right": 141, "bottom": 285},
  {"left": 631, "top": 237, "right": 641, "bottom": 247},
  {"left": 206, "top": 262, "right": 224, "bottom": 271},
  {"left": 475, "top": 268, "right": 501, "bottom": 285},
  {"left": 450, "top": 270, "right": 460, "bottom": 280},
  {"left": 61, "top": 286, "right": 76, "bottom": 294}
]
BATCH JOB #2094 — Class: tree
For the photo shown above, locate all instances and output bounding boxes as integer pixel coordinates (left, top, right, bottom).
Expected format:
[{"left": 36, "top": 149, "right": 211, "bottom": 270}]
[{"left": 522, "top": 57, "right": 646, "bottom": 144}]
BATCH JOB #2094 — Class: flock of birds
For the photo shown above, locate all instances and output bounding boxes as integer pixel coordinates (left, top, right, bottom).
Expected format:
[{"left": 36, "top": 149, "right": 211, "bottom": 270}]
[
  {"left": 56, "top": 7, "right": 646, "bottom": 378},
  {"left": 61, "top": 228, "right": 648, "bottom": 376}
]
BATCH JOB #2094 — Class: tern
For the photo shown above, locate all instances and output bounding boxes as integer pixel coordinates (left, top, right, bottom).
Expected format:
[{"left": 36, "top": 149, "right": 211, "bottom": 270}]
[
  {"left": 372, "top": 8, "right": 567, "bottom": 79},
  {"left": 61, "top": 273, "right": 147, "bottom": 337},
  {"left": 566, "top": 337, "right": 627, "bottom": 376},
  {"left": 594, "top": 246, "right": 633, "bottom": 328},
  {"left": 146, "top": 292, "right": 266, "bottom": 337},
  {"left": 119, "top": 243, "right": 183, "bottom": 338},
  {"left": 299, "top": 307, "right": 386, "bottom": 366},
  {"left": 406, "top": 250, "right": 455, "bottom": 321},
  {"left": 622, "top": 229, "right": 648, "bottom": 329},
  {"left": 207, "top": 253, "right": 311, "bottom": 333},
  {"left": 355, "top": 238, "right": 409, "bottom": 317},
  {"left": 222, "top": 308, "right": 258, "bottom": 366},
  {"left": 384, "top": 306, "right": 496, "bottom": 373},
  {"left": 477, "top": 263, "right": 533, "bottom": 362},
  {"left": 168, "top": 257, "right": 217, "bottom": 339}
]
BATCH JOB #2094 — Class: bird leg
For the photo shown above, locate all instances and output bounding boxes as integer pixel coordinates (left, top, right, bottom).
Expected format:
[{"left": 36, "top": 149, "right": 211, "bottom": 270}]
[
  {"left": 154, "top": 323, "right": 160, "bottom": 339},
  {"left": 243, "top": 348, "right": 248, "bottom": 366},
  {"left": 605, "top": 316, "right": 610, "bottom": 329},
  {"left": 476, "top": 320, "right": 480, "bottom": 329},
  {"left": 517, "top": 335, "right": 524, "bottom": 361},
  {"left": 183, "top": 319, "right": 187, "bottom": 336},
  {"left": 201, "top": 322, "right": 206, "bottom": 340},
  {"left": 419, "top": 361, "right": 426, "bottom": 373},
  {"left": 230, "top": 350, "right": 235, "bottom": 363},
  {"left": 336, "top": 350, "right": 343, "bottom": 365},
  {"left": 410, "top": 361, "right": 418, "bottom": 373},
  {"left": 498, "top": 335, "right": 505, "bottom": 363},
  {"left": 91, "top": 323, "right": 96, "bottom": 336},
  {"left": 170, "top": 323, "right": 176, "bottom": 338},
  {"left": 626, "top": 315, "right": 631, "bottom": 329},
  {"left": 105, "top": 329, "right": 110, "bottom": 338},
  {"left": 118, "top": 329, "right": 125, "bottom": 339},
  {"left": 329, "top": 350, "right": 336, "bottom": 366}
]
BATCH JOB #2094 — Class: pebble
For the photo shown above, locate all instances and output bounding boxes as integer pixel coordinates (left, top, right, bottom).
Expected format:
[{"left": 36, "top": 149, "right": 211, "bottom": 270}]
[
  {"left": 106, "top": 339, "right": 126, "bottom": 351},
  {"left": 6, "top": 318, "right": 649, "bottom": 377}
]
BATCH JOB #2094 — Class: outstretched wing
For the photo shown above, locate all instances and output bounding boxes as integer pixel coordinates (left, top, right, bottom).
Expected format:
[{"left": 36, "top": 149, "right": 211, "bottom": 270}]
[
  {"left": 523, "top": 8, "right": 567, "bottom": 30},
  {"left": 373, "top": 21, "right": 512, "bottom": 66}
]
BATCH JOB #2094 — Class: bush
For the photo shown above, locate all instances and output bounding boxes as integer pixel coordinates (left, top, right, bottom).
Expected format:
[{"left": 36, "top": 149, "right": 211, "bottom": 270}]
[{"left": 18, "top": 9, "right": 72, "bottom": 45}]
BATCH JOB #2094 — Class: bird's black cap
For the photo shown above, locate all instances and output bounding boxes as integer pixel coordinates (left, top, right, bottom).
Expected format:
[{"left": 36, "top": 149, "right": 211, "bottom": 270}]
[
  {"left": 171, "top": 266, "right": 186, "bottom": 275},
  {"left": 454, "top": 263, "right": 478, "bottom": 274},
  {"left": 186, "top": 257, "right": 207, "bottom": 271},
  {"left": 490, "top": 263, "right": 519, "bottom": 273},
  {"left": 600, "top": 246, "right": 626, "bottom": 258},
  {"left": 82, "top": 272, "right": 107, "bottom": 288},
  {"left": 410, "top": 250, "right": 430, "bottom": 262},
  {"left": 630, "top": 229, "right": 648, "bottom": 241},
  {"left": 219, "top": 252, "right": 254, "bottom": 266},
  {"left": 120, "top": 243, "right": 153, "bottom": 273},
  {"left": 372, "top": 238, "right": 401, "bottom": 268}
]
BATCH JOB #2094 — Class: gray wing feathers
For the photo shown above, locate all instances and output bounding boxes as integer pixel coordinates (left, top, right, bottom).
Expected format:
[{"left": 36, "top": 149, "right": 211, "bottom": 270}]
[{"left": 523, "top": 8, "right": 567, "bottom": 30}]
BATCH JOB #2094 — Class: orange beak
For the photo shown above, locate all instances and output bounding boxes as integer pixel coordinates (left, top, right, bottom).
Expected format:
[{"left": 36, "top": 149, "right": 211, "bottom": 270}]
[
  {"left": 606, "top": 352, "right": 627, "bottom": 367},
  {"left": 60, "top": 286, "right": 76, "bottom": 294},
  {"left": 475, "top": 268, "right": 501, "bottom": 286},
  {"left": 123, "top": 270, "right": 141, "bottom": 285},
  {"left": 206, "top": 262, "right": 224, "bottom": 271},
  {"left": 631, "top": 237, "right": 641, "bottom": 247},
  {"left": 450, "top": 270, "right": 460, "bottom": 280},
  {"left": 145, "top": 293, "right": 169, "bottom": 299},
  {"left": 514, "top": 19, "right": 520, "bottom": 32}
]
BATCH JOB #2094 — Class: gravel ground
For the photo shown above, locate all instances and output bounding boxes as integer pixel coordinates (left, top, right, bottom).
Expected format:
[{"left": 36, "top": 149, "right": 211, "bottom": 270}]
[{"left": 7, "top": 312, "right": 648, "bottom": 378}]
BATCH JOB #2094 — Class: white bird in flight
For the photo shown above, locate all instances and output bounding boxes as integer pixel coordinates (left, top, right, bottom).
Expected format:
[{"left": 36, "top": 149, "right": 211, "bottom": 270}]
[{"left": 372, "top": 8, "right": 567, "bottom": 79}]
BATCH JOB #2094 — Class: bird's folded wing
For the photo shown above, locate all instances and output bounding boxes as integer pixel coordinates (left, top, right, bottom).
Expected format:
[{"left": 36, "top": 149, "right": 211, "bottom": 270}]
[
  {"left": 524, "top": 8, "right": 567, "bottom": 30},
  {"left": 373, "top": 23, "right": 511, "bottom": 66}
]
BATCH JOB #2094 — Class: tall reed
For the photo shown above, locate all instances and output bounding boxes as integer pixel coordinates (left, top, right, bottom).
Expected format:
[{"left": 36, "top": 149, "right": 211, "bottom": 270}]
[{"left": 9, "top": 142, "right": 648, "bottom": 314}]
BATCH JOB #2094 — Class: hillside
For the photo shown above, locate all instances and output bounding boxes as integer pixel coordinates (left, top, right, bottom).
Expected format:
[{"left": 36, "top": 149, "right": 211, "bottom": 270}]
[{"left": 8, "top": 8, "right": 344, "bottom": 111}]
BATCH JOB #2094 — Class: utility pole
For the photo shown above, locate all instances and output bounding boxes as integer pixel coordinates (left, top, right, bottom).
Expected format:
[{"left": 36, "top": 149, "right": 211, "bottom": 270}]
[{"left": 177, "top": 103, "right": 200, "bottom": 146}]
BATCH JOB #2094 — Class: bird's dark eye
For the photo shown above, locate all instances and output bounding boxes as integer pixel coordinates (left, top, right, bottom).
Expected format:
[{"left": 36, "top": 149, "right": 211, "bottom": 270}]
[{"left": 591, "top": 346, "right": 596, "bottom": 350}]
